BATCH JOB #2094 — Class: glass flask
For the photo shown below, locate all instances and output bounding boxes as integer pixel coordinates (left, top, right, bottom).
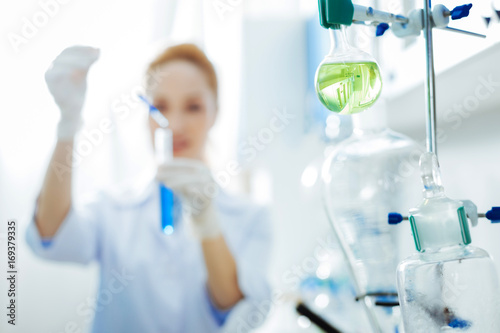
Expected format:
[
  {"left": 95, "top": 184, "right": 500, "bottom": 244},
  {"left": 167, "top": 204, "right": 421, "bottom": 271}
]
[
  {"left": 315, "top": 25, "right": 383, "bottom": 115},
  {"left": 322, "top": 104, "right": 422, "bottom": 332},
  {"left": 397, "top": 153, "right": 500, "bottom": 333}
]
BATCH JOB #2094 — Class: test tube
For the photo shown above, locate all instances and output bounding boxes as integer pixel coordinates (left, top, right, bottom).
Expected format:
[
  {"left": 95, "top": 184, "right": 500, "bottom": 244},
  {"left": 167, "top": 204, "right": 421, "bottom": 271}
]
[
  {"left": 155, "top": 127, "right": 175, "bottom": 235},
  {"left": 139, "top": 94, "right": 176, "bottom": 235}
]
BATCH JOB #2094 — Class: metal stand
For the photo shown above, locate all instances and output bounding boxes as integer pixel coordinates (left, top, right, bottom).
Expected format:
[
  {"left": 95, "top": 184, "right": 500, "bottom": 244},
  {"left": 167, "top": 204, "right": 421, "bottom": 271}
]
[
  {"left": 423, "top": 0, "right": 438, "bottom": 155},
  {"left": 317, "top": 2, "right": 487, "bottom": 332}
]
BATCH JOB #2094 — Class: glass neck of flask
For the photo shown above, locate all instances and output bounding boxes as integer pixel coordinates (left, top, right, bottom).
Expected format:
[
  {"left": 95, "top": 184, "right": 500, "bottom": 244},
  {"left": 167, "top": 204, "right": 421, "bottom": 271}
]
[
  {"left": 422, "top": 182, "right": 445, "bottom": 199},
  {"left": 352, "top": 101, "right": 387, "bottom": 136},
  {"left": 420, "top": 153, "right": 445, "bottom": 199},
  {"left": 328, "top": 25, "right": 351, "bottom": 55}
]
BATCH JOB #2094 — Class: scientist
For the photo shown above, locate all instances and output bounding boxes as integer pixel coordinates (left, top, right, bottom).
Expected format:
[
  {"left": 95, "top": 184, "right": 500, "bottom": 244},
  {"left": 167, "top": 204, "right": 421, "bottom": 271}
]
[{"left": 26, "top": 44, "right": 272, "bottom": 332}]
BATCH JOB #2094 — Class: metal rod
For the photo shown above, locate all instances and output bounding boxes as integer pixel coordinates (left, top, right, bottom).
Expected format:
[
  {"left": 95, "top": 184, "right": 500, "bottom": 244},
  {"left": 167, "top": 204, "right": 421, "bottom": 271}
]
[
  {"left": 353, "top": 5, "right": 409, "bottom": 24},
  {"left": 395, "top": 15, "right": 409, "bottom": 23},
  {"left": 423, "top": 0, "right": 438, "bottom": 155},
  {"left": 352, "top": 20, "right": 380, "bottom": 26},
  {"left": 438, "top": 26, "right": 487, "bottom": 38}
]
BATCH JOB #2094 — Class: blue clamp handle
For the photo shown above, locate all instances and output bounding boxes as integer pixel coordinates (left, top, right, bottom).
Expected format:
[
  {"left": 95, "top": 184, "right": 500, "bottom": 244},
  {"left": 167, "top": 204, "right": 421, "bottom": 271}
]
[
  {"left": 449, "top": 318, "right": 472, "bottom": 329},
  {"left": 451, "top": 4, "right": 473, "bottom": 20},
  {"left": 388, "top": 212, "right": 404, "bottom": 225},
  {"left": 486, "top": 207, "right": 500, "bottom": 223},
  {"left": 376, "top": 23, "right": 390, "bottom": 37}
]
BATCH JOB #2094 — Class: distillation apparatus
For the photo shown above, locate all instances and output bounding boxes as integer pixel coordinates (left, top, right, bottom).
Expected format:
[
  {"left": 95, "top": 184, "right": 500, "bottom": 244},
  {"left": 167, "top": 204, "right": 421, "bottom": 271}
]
[{"left": 316, "top": 1, "right": 500, "bottom": 332}]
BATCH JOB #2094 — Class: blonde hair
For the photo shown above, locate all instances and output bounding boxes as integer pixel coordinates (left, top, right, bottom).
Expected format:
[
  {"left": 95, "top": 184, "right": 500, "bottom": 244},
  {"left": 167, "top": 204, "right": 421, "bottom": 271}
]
[{"left": 146, "top": 43, "right": 218, "bottom": 101}]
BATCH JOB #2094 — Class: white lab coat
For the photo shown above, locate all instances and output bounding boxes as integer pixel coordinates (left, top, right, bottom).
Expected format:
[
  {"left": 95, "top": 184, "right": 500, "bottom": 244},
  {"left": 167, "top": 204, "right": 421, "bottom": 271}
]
[{"left": 26, "top": 180, "right": 273, "bottom": 333}]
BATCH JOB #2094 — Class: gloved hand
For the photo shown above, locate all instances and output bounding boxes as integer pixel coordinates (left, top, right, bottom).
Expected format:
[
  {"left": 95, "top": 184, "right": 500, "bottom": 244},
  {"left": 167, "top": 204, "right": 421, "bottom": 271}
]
[
  {"left": 45, "top": 45, "right": 100, "bottom": 140},
  {"left": 156, "top": 158, "right": 222, "bottom": 240}
]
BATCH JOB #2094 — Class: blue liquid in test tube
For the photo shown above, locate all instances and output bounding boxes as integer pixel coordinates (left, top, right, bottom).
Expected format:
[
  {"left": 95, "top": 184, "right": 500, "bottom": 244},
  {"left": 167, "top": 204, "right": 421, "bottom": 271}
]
[{"left": 160, "top": 184, "right": 175, "bottom": 235}]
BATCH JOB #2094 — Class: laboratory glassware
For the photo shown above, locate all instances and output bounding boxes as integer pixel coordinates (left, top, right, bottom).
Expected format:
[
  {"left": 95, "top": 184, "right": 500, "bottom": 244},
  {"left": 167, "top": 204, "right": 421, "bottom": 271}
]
[
  {"left": 315, "top": 24, "right": 382, "bottom": 115},
  {"left": 322, "top": 104, "right": 422, "bottom": 332},
  {"left": 396, "top": 152, "right": 500, "bottom": 332}
]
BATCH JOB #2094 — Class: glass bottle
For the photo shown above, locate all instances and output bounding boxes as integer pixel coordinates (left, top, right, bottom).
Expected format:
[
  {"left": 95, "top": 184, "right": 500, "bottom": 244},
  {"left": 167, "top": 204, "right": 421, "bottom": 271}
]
[
  {"left": 397, "top": 152, "right": 500, "bottom": 332},
  {"left": 322, "top": 103, "right": 422, "bottom": 332}
]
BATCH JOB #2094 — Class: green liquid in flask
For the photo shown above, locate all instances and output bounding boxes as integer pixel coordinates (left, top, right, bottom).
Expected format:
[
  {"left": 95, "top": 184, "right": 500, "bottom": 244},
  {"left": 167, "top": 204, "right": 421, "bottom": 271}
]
[{"left": 315, "top": 62, "right": 382, "bottom": 115}]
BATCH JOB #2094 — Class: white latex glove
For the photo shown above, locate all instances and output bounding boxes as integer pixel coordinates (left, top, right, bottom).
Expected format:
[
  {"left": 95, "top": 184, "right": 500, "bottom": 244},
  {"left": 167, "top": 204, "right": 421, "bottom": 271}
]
[
  {"left": 156, "top": 158, "right": 222, "bottom": 240},
  {"left": 45, "top": 45, "right": 100, "bottom": 140}
]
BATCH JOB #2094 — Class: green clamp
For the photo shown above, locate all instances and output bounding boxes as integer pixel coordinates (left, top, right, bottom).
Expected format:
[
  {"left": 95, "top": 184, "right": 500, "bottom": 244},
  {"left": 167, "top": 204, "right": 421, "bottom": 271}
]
[
  {"left": 409, "top": 206, "right": 472, "bottom": 253},
  {"left": 318, "top": 0, "right": 354, "bottom": 29}
]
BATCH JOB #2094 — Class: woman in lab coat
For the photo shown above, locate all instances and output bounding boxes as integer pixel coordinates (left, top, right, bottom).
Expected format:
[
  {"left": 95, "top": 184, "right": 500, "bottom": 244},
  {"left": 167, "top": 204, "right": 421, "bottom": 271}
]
[{"left": 26, "top": 44, "right": 272, "bottom": 333}]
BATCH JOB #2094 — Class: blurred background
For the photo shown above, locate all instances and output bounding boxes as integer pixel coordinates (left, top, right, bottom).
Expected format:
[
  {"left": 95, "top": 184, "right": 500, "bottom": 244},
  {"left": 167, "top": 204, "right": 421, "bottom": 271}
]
[{"left": 1, "top": 0, "right": 499, "bottom": 332}]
